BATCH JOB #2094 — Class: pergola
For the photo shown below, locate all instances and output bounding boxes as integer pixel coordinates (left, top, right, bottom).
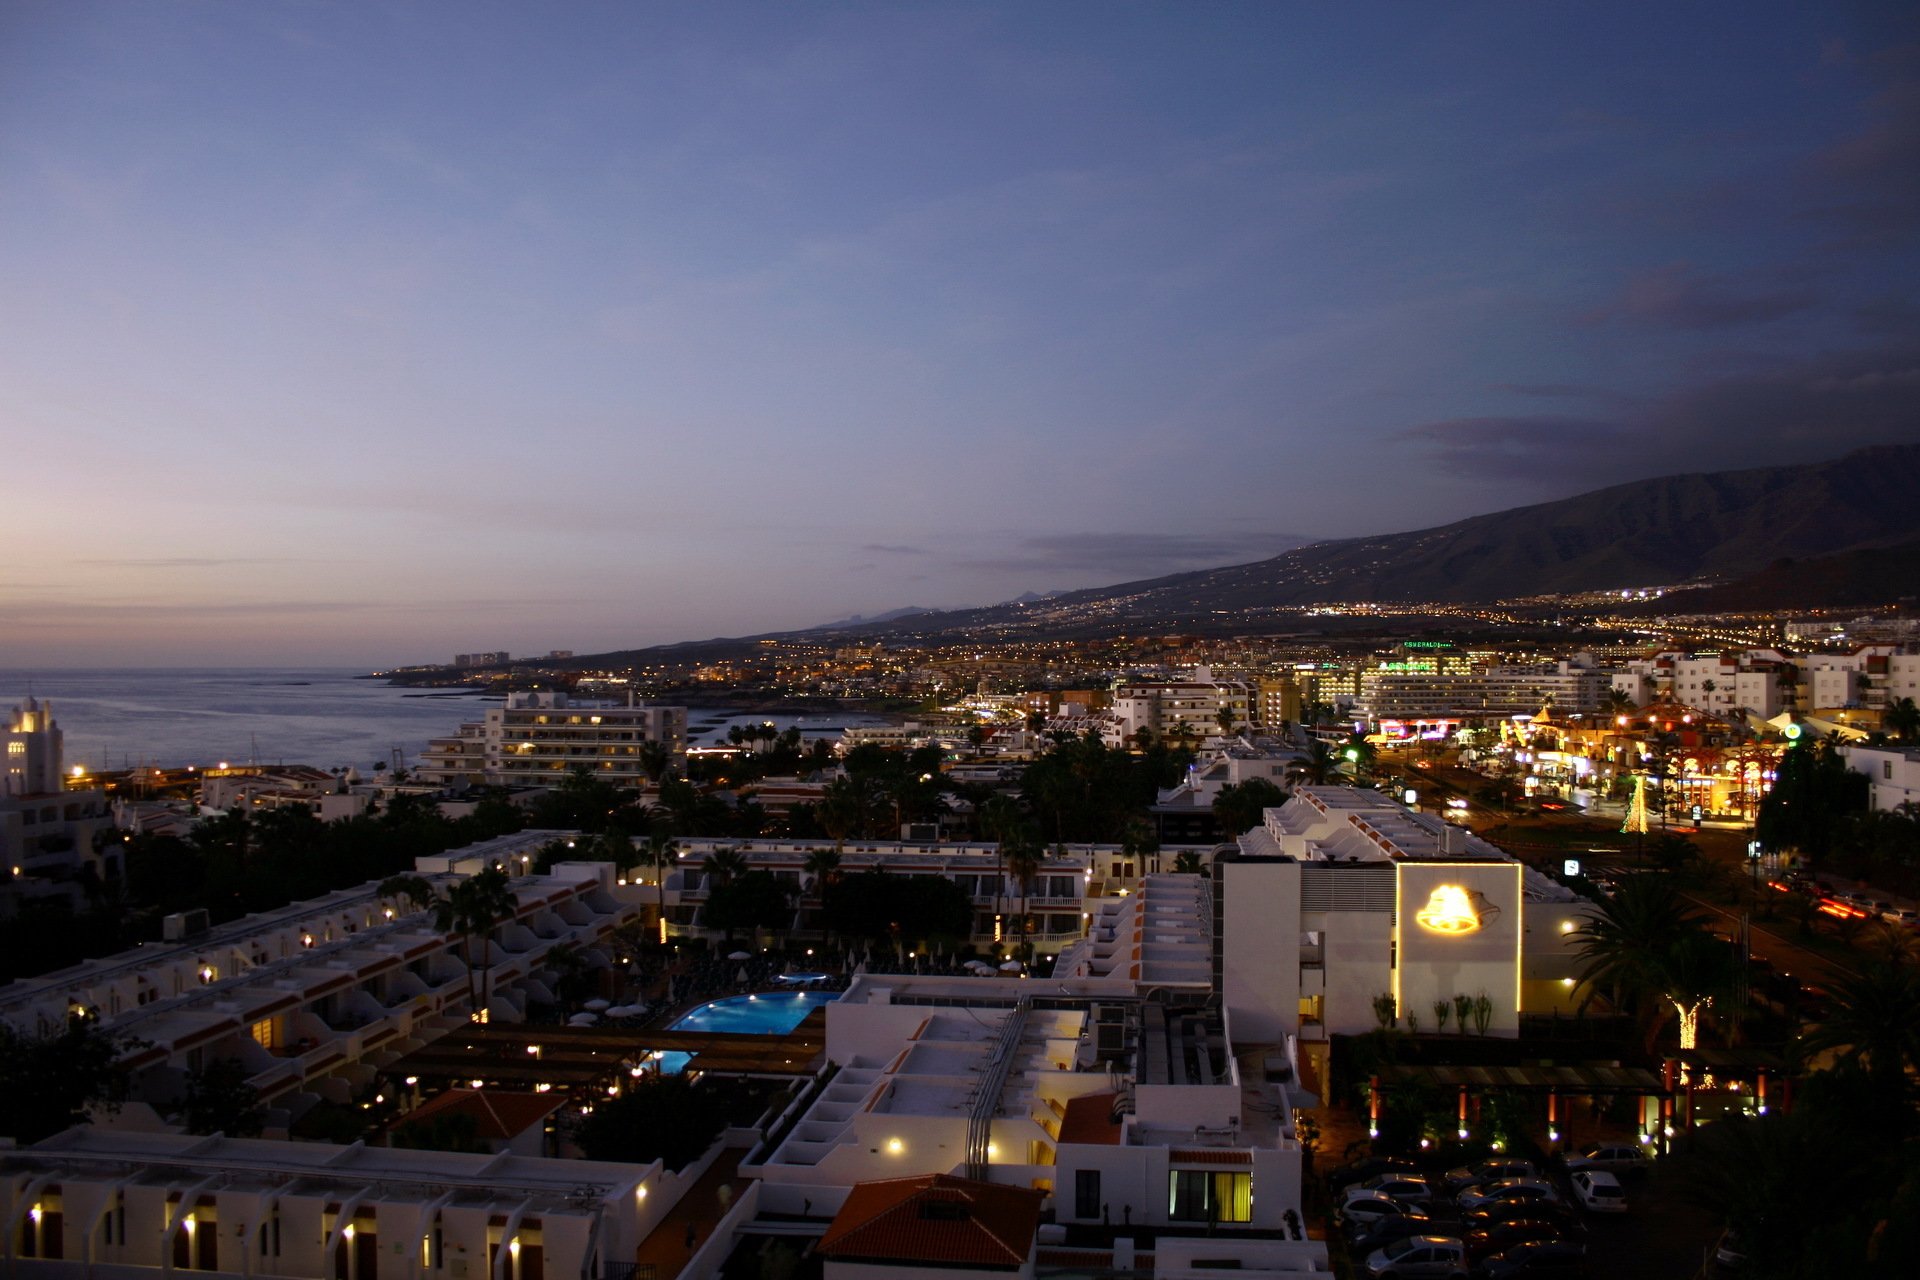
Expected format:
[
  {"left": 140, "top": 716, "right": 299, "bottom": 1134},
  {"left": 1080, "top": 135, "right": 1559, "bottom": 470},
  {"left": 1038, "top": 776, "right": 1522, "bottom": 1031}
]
[
  {"left": 386, "top": 1008, "right": 829, "bottom": 1097},
  {"left": 1372, "top": 1060, "right": 1669, "bottom": 1153}
]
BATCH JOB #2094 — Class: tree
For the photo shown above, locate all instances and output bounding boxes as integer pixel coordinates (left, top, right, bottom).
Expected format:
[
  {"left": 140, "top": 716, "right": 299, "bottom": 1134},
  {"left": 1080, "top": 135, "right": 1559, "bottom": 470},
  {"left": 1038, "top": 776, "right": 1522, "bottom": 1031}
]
[
  {"left": 1213, "top": 778, "right": 1289, "bottom": 837},
  {"left": 705, "top": 847, "right": 748, "bottom": 886},
  {"left": 704, "top": 870, "right": 796, "bottom": 945},
  {"left": 180, "top": 1057, "right": 266, "bottom": 1136},
  {"left": 1885, "top": 696, "right": 1920, "bottom": 745},
  {"left": 817, "top": 776, "right": 868, "bottom": 853},
  {"left": 1293, "top": 740, "right": 1339, "bottom": 786},
  {"left": 1802, "top": 959, "right": 1920, "bottom": 1100},
  {"left": 573, "top": 1076, "right": 731, "bottom": 1170},
  {"left": 1757, "top": 738, "right": 1868, "bottom": 863},
  {"left": 645, "top": 829, "right": 678, "bottom": 935},
  {"left": 1172, "top": 850, "right": 1206, "bottom": 875},
  {"left": 1215, "top": 706, "right": 1238, "bottom": 737},
  {"left": 0, "top": 1017, "right": 139, "bottom": 1143},
  {"left": 1339, "top": 731, "right": 1377, "bottom": 783},
  {"left": 1003, "top": 834, "right": 1045, "bottom": 957},
  {"left": 803, "top": 847, "right": 842, "bottom": 942},
  {"left": 1572, "top": 875, "right": 1732, "bottom": 1051},
  {"left": 434, "top": 867, "right": 519, "bottom": 1020}
]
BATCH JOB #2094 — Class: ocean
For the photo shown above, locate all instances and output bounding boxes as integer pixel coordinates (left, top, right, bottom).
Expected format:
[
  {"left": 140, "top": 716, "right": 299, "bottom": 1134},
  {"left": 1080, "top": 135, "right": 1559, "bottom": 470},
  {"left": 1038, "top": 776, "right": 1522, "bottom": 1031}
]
[{"left": 0, "top": 668, "right": 889, "bottom": 772}]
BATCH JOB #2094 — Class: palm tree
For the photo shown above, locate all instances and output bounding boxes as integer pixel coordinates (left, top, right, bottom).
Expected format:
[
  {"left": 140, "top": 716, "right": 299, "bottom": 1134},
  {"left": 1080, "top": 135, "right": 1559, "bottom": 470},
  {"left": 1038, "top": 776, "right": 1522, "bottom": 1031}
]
[
  {"left": 705, "top": 847, "right": 748, "bottom": 888},
  {"left": 1885, "top": 696, "right": 1920, "bottom": 745},
  {"left": 645, "top": 829, "right": 677, "bottom": 938},
  {"left": 1339, "top": 732, "right": 1377, "bottom": 784},
  {"left": 1572, "top": 875, "right": 1730, "bottom": 1051},
  {"left": 1293, "top": 739, "right": 1338, "bottom": 786},
  {"left": 1003, "top": 831, "right": 1045, "bottom": 959},
  {"left": 638, "top": 740, "right": 674, "bottom": 786},
  {"left": 817, "top": 776, "right": 866, "bottom": 853},
  {"left": 803, "top": 847, "right": 842, "bottom": 944},
  {"left": 977, "top": 795, "right": 1026, "bottom": 936},
  {"left": 1802, "top": 959, "right": 1920, "bottom": 1096},
  {"left": 434, "top": 867, "right": 519, "bottom": 1021},
  {"left": 1215, "top": 706, "right": 1238, "bottom": 738}
]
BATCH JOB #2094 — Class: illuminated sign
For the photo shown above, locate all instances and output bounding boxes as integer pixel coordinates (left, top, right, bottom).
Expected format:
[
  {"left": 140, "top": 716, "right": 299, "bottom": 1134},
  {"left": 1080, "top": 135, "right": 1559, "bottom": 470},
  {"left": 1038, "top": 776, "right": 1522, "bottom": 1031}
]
[
  {"left": 1415, "top": 884, "right": 1500, "bottom": 934},
  {"left": 1563, "top": 858, "right": 1581, "bottom": 878}
]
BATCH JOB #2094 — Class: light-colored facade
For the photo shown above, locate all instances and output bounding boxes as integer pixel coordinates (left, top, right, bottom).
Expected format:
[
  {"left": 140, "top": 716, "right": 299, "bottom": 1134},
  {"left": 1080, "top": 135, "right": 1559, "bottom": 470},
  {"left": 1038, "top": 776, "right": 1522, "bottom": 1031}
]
[
  {"left": 735, "top": 901, "right": 1333, "bottom": 1278},
  {"left": 2, "top": 698, "right": 121, "bottom": 894},
  {"left": 1, "top": 1128, "right": 677, "bottom": 1280},
  {"left": 1842, "top": 744, "right": 1920, "bottom": 812},
  {"left": 0, "top": 834, "right": 633, "bottom": 1134},
  {"left": 416, "top": 692, "right": 686, "bottom": 788},
  {"left": 1112, "top": 672, "right": 1253, "bottom": 741},
  {"left": 1214, "top": 789, "right": 1590, "bottom": 1086},
  {"left": 1355, "top": 662, "right": 1611, "bottom": 723}
]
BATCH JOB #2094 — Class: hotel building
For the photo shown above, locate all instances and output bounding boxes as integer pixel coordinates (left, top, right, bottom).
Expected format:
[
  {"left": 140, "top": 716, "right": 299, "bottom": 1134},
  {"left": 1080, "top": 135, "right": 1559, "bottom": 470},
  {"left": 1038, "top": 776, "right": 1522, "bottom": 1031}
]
[{"left": 416, "top": 693, "right": 686, "bottom": 789}]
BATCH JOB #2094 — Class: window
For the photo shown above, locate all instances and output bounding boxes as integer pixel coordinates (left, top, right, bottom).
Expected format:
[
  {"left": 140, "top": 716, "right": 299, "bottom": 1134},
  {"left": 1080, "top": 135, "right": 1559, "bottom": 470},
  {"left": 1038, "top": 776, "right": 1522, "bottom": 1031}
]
[
  {"left": 1168, "top": 1171, "right": 1251, "bottom": 1223},
  {"left": 1075, "top": 1169, "right": 1102, "bottom": 1220}
]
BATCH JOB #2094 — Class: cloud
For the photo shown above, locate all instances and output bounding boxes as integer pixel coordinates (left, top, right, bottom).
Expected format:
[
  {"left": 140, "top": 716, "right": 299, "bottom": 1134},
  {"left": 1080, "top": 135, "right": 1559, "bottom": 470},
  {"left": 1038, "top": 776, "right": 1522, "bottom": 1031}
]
[
  {"left": 1400, "top": 340, "right": 1920, "bottom": 481},
  {"left": 1801, "top": 44, "right": 1920, "bottom": 242},
  {"left": 959, "top": 531, "right": 1313, "bottom": 576},
  {"left": 1397, "top": 416, "right": 1626, "bottom": 478},
  {"left": 69, "top": 557, "right": 311, "bottom": 569},
  {"left": 858, "top": 543, "right": 928, "bottom": 555},
  {"left": 1587, "top": 263, "right": 1819, "bottom": 330},
  {"left": 1492, "top": 383, "right": 1642, "bottom": 406}
]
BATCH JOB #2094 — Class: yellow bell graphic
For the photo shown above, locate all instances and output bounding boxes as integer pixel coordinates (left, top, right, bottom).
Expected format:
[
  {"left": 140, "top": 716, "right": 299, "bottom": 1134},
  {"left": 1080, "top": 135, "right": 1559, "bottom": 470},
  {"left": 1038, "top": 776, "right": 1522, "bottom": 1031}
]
[{"left": 1416, "top": 884, "right": 1483, "bottom": 934}]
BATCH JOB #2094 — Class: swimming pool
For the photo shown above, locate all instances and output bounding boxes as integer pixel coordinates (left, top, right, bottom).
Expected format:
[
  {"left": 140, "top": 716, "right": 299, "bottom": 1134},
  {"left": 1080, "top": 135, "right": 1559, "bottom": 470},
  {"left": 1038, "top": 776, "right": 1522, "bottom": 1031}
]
[
  {"left": 651, "top": 990, "right": 839, "bottom": 1073},
  {"left": 671, "top": 990, "right": 839, "bottom": 1034}
]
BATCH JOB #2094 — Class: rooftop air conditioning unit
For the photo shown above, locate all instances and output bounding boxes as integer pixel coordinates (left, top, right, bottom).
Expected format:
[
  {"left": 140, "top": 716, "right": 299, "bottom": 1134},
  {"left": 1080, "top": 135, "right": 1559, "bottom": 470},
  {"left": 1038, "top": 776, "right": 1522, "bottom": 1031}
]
[{"left": 162, "top": 909, "right": 210, "bottom": 941}]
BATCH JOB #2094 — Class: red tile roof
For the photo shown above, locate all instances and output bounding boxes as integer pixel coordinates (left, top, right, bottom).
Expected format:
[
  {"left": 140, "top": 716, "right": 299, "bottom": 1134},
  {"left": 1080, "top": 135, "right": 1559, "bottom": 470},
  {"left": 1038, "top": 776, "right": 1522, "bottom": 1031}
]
[
  {"left": 392, "top": 1088, "right": 564, "bottom": 1142},
  {"left": 816, "top": 1174, "right": 1043, "bottom": 1269}
]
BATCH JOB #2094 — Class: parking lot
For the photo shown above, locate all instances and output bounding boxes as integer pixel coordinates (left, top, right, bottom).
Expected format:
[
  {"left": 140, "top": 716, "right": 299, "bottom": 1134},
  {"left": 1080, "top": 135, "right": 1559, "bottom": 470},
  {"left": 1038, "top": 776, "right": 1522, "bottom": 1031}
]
[{"left": 1313, "top": 1110, "right": 1726, "bottom": 1277}]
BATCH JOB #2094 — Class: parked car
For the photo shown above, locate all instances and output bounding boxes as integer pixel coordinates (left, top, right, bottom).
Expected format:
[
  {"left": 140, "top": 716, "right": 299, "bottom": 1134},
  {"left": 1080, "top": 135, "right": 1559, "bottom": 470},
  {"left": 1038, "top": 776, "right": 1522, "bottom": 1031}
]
[
  {"left": 1353, "top": 1213, "right": 1455, "bottom": 1256},
  {"left": 1361, "top": 1235, "right": 1471, "bottom": 1279},
  {"left": 1340, "top": 1190, "right": 1422, "bottom": 1232},
  {"left": 1561, "top": 1143, "right": 1650, "bottom": 1178},
  {"left": 1463, "top": 1219, "right": 1567, "bottom": 1261},
  {"left": 1443, "top": 1158, "right": 1538, "bottom": 1194},
  {"left": 1712, "top": 1227, "right": 1747, "bottom": 1271},
  {"left": 1475, "top": 1239, "right": 1588, "bottom": 1278},
  {"left": 1568, "top": 1171, "right": 1626, "bottom": 1213},
  {"left": 1883, "top": 907, "right": 1920, "bottom": 927},
  {"left": 1456, "top": 1179, "right": 1561, "bottom": 1211},
  {"left": 1329, "top": 1156, "right": 1425, "bottom": 1192},
  {"left": 1463, "top": 1201, "right": 1583, "bottom": 1234},
  {"left": 1356, "top": 1173, "right": 1441, "bottom": 1205}
]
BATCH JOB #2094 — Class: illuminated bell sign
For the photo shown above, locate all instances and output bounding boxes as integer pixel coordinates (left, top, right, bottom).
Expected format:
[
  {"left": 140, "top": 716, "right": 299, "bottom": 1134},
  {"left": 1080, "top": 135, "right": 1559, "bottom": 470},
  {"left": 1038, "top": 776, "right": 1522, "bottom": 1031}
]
[{"left": 1415, "top": 884, "right": 1496, "bottom": 934}]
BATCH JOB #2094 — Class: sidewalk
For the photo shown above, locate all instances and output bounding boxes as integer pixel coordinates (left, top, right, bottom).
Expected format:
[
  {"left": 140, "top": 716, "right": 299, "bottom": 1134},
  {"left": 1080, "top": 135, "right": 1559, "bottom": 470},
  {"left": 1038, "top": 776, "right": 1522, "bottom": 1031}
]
[{"left": 633, "top": 1149, "right": 752, "bottom": 1280}]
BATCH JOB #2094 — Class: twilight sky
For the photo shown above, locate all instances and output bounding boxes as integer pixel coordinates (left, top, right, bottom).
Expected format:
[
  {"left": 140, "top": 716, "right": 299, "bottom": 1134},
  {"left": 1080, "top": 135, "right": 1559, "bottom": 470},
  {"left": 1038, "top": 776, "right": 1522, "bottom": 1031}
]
[{"left": 4, "top": 1, "right": 1918, "bottom": 667}]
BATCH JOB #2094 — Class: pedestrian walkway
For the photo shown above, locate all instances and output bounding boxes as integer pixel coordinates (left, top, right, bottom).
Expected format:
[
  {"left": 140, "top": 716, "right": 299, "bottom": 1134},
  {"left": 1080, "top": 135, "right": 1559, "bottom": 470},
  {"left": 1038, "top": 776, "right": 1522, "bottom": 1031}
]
[{"left": 633, "top": 1148, "right": 752, "bottom": 1280}]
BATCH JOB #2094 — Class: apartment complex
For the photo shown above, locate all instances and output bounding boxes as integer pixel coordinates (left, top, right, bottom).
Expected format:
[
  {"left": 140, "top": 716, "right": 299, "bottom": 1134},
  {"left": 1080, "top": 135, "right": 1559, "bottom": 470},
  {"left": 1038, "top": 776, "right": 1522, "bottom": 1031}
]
[
  {"left": 1354, "top": 661, "right": 1611, "bottom": 722},
  {"left": 0, "top": 834, "right": 633, "bottom": 1133},
  {"left": 1112, "top": 671, "right": 1253, "bottom": 741},
  {"left": 417, "top": 692, "right": 687, "bottom": 788}
]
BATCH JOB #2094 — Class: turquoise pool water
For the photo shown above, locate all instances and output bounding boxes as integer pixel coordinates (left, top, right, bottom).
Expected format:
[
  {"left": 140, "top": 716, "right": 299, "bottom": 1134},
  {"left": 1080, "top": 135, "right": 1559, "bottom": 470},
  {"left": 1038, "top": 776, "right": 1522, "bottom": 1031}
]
[{"left": 652, "top": 990, "right": 839, "bottom": 1073}]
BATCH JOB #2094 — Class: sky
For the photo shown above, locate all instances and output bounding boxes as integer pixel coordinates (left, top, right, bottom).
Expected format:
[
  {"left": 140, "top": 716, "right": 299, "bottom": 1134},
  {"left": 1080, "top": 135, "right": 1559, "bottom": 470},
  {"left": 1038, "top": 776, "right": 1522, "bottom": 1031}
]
[{"left": 3, "top": 1, "right": 1918, "bottom": 667}]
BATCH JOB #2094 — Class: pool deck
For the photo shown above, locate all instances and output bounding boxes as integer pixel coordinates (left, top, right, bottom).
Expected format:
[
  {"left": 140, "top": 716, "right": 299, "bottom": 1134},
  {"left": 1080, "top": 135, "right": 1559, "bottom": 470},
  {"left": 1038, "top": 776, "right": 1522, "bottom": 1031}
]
[{"left": 388, "top": 1008, "right": 830, "bottom": 1084}]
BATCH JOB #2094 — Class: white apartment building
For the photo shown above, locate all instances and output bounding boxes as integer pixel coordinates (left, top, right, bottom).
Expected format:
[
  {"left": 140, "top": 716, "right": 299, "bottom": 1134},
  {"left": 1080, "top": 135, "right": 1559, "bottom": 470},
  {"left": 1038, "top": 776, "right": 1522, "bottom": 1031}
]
[
  {"left": 1842, "top": 744, "right": 1920, "bottom": 812},
  {"left": 1112, "top": 671, "right": 1253, "bottom": 741},
  {"left": 726, "top": 890, "right": 1335, "bottom": 1279},
  {"left": 664, "top": 840, "right": 1103, "bottom": 949},
  {"left": 1354, "top": 661, "right": 1610, "bottom": 723},
  {"left": 416, "top": 692, "right": 686, "bottom": 789},
  {"left": 1, "top": 1127, "right": 686, "bottom": 1280},
  {"left": 0, "top": 834, "right": 633, "bottom": 1135},
  {"left": 1212, "top": 788, "right": 1592, "bottom": 1090},
  {"left": 2, "top": 697, "right": 121, "bottom": 891}
]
